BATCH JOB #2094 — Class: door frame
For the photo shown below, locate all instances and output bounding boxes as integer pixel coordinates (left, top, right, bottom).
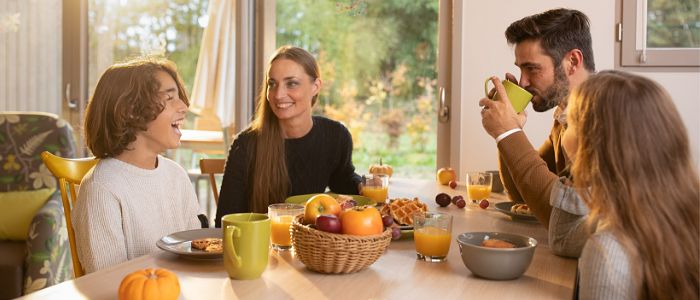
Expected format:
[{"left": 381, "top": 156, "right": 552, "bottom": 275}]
[{"left": 62, "top": 0, "right": 89, "bottom": 157}]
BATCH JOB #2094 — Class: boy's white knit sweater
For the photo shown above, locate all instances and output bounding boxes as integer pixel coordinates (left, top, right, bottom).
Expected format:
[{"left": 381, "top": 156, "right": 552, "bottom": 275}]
[{"left": 73, "top": 156, "right": 200, "bottom": 273}]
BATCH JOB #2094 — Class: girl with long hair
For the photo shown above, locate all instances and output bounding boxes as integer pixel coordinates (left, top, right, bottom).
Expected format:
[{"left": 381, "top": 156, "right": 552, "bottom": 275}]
[
  {"left": 551, "top": 70, "right": 699, "bottom": 299},
  {"left": 215, "top": 46, "right": 361, "bottom": 227}
]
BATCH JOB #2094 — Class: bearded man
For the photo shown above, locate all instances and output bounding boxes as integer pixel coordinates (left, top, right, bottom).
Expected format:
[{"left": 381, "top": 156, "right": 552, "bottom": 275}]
[{"left": 479, "top": 8, "right": 595, "bottom": 229}]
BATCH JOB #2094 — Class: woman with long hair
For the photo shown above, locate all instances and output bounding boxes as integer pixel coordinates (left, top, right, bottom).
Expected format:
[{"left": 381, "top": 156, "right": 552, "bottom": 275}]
[
  {"left": 215, "top": 46, "right": 361, "bottom": 227},
  {"left": 551, "top": 70, "right": 699, "bottom": 299}
]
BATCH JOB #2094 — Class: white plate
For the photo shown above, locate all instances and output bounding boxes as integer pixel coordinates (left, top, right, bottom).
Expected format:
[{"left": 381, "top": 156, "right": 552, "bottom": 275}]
[{"left": 156, "top": 228, "right": 223, "bottom": 259}]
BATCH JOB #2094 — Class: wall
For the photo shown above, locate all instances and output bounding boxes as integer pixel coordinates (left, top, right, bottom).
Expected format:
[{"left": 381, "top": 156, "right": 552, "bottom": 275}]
[
  {"left": 0, "top": 0, "right": 62, "bottom": 113},
  {"left": 456, "top": 1, "right": 699, "bottom": 178},
  {"left": 634, "top": 71, "right": 700, "bottom": 169}
]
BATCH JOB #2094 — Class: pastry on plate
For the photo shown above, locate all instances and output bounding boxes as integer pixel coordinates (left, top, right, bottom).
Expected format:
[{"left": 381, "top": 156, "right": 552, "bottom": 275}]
[
  {"left": 191, "top": 238, "right": 223, "bottom": 253},
  {"left": 510, "top": 204, "right": 532, "bottom": 216}
]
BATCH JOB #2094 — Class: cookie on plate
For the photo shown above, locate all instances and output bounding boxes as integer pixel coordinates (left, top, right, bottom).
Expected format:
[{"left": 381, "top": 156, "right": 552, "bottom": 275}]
[{"left": 191, "top": 238, "right": 223, "bottom": 253}]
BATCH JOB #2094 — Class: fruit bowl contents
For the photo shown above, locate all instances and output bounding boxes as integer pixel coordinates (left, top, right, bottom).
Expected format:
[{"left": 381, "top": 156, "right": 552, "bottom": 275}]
[{"left": 291, "top": 215, "right": 392, "bottom": 274}]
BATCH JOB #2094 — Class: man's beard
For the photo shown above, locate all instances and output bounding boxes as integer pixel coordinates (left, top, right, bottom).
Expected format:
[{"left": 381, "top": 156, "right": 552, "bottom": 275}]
[{"left": 531, "top": 65, "right": 569, "bottom": 112}]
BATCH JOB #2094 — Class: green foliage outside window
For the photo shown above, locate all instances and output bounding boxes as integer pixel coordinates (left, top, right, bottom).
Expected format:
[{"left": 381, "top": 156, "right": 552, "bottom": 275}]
[
  {"left": 277, "top": 0, "right": 439, "bottom": 179},
  {"left": 647, "top": 0, "right": 699, "bottom": 48},
  {"left": 88, "top": 0, "right": 208, "bottom": 94}
]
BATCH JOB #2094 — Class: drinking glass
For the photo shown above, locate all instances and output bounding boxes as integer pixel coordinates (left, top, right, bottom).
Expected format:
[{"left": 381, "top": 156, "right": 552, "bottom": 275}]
[
  {"left": 466, "top": 172, "right": 493, "bottom": 203},
  {"left": 360, "top": 174, "right": 389, "bottom": 204},
  {"left": 268, "top": 203, "right": 304, "bottom": 251},
  {"left": 413, "top": 212, "right": 453, "bottom": 262}
]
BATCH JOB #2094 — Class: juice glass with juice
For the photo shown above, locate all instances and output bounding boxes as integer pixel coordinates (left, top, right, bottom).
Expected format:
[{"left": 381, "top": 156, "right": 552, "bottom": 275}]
[
  {"left": 268, "top": 203, "right": 304, "bottom": 251},
  {"left": 466, "top": 172, "right": 493, "bottom": 203},
  {"left": 360, "top": 174, "right": 389, "bottom": 204},
  {"left": 413, "top": 212, "right": 453, "bottom": 262}
]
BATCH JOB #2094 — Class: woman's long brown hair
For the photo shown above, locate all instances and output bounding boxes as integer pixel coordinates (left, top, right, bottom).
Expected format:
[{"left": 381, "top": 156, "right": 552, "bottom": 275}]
[
  {"left": 248, "top": 46, "right": 321, "bottom": 213},
  {"left": 569, "top": 70, "right": 699, "bottom": 299}
]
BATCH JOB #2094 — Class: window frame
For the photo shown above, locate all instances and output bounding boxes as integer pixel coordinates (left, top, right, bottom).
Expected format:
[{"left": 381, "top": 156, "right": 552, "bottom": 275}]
[{"left": 620, "top": 0, "right": 700, "bottom": 67}]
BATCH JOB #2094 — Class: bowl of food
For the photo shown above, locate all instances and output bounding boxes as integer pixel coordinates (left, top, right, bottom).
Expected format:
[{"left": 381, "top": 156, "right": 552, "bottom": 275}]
[{"left": 456, "top": 232, "right": 537, "bottom": 280}]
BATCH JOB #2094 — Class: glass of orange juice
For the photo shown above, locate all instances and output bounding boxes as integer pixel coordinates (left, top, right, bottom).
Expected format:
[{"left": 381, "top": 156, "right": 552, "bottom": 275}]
[
  {"left": 360, "top": 174, "right": 389, "bottom": 204},
  {"left": 268, "top": 203, "right": 304, "bottom": 251},
  {"left": 413, "top": 212, "right": 453, "bottom": 262},
  {"left": 466, "top": 171, "right": 493, "bottom": 203}
]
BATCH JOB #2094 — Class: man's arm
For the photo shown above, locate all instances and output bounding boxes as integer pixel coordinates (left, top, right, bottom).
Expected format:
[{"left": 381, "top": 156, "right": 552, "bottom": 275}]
[
  {"left": 498, "top": 153, "right": 524, "bottom": 202},
  {"left": 497, "top": 131, "right": 559, "bottom": 227}
]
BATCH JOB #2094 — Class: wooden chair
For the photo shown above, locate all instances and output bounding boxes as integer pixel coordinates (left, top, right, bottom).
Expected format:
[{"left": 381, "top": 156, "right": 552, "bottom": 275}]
[
  {"left": 199, "top": 158, "right": 226, "bottom": 205},
  {"left": 40, "top": 151, "right": 99, "bottom": 278}
]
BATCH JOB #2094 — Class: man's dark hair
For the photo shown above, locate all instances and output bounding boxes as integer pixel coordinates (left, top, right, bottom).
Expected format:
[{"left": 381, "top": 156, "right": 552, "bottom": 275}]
[{"left": 506, "top": 8, "right": 595, "bottom": 72}]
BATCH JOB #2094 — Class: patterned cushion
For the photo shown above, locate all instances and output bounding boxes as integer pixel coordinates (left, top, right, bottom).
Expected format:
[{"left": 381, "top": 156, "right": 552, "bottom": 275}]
[
  {"left": 0, "top": 112, "right": 77, "bottom": 295},
  {"left": 23, "top": 196, "right": 73, "bottom": 294},
  {"left": 0, "top": 113, "right": 76, "bottom": 192}
]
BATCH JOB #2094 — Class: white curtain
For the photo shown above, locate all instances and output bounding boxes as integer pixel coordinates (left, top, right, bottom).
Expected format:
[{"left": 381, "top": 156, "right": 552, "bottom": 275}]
[{"left": 189, "top": 0, "right": 236, "bottom": 131}]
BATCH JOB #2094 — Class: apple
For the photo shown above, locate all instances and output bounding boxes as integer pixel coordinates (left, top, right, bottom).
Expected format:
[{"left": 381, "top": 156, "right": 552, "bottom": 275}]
[
  {"left": 316, "top": 214, "right": 342, "bottom": 233},
  {"left": 304, "top": 194, "right": 342, "bottom": 224},
  {"left": 436, "top": 167, "right": 456, "bottom": 185}
]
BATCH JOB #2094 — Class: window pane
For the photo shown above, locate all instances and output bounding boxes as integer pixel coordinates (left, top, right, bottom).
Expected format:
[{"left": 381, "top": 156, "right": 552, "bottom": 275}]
[
  {"left": 276, "top": 0, "right": 438, "bottom": 179},
  {"left": 647, "top": 0, "right": 700, "bottom": 48},
  {"left": 88, "top": 0, "right": 208, "bottom": 94}
]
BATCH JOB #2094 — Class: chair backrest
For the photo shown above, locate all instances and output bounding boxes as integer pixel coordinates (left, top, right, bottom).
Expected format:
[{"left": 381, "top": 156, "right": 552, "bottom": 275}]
[
  {"left": 40, "top": 151, "right": 98, "bottom": 278},
  {"left": 199, "top": 158, "right": 225, "bottom": 205}
]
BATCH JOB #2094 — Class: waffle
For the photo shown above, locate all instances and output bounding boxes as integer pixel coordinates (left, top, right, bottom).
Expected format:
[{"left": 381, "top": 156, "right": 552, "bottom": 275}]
[{"left": 381, "top": 198, "right": 427, "bottom": 226}]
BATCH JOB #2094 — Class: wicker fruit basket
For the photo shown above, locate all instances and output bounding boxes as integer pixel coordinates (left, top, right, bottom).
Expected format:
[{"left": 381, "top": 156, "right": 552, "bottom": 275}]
[{"left": 291, "top": 214, "right": 392, "bottom": 274}]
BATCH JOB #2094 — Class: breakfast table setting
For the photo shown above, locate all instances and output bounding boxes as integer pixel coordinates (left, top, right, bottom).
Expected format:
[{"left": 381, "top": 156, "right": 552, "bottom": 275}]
[{"left": 19, "top": 177, "right": 577, "bottom": 300}]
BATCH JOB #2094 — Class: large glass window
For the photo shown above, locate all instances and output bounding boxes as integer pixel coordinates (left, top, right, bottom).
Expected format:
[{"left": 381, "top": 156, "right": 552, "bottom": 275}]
[
  {"left": 620, "top": 0, "right": 700, "bottom": 66},
  {"left": 276, "top": 0, "right": 439, "bottom": 178},
  {"left": 646, "top": 0, "right": 699, "bottom": 48},
  {"left": 88, "top": 0, "right": 209, "bottom": 94}
]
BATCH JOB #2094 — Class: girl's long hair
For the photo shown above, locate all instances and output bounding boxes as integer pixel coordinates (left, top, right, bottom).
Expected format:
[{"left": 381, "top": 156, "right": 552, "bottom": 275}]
[
  {"left": 248, "top": 46, "right": 320, "bottom": 213},
  {"left": 569, "top": 70, "right": 699, "bottom": 299}
]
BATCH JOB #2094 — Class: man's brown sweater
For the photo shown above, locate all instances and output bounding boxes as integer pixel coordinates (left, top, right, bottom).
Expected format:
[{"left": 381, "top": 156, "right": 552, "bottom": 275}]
[{"left": 497, "top": 120, "right": 569, "bottom": 228}]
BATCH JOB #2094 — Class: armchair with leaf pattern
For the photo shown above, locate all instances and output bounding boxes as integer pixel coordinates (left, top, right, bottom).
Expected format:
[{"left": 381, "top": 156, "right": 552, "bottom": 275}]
[{"left": 0, "top": 112, "right": 75, "bottom": 298}]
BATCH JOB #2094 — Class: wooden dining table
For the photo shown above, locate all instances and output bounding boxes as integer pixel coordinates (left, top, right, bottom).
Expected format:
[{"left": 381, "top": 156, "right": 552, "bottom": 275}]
[{"left": 20, "top": 178, "right": 577, "bottom": 299}]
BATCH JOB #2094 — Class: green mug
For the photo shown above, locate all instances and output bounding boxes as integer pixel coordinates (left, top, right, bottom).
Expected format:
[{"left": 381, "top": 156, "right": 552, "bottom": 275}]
[
  {"left": 222, "top": 213, "right": 271, "bottom": 280},
  {"left": 484, "top": 77, "right": 533, "bottom": 113}
]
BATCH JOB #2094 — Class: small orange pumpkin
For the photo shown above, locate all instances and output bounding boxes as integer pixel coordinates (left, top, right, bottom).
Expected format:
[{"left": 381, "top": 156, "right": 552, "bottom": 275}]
[
  {"left": 369, "top": 158, "right": 393, "bottom": 177},
  {"left": 118, "top": 268, "right": 180, "bottom": 300}
]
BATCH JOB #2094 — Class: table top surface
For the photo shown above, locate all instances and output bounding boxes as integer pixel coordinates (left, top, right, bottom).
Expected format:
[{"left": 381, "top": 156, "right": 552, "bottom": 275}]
[{"left": 21, "top": 178, "right": 576, "bottom": 300}]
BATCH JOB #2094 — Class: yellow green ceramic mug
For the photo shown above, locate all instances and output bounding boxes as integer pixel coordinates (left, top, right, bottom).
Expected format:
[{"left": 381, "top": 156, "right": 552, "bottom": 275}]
[
  {"left": 484, "top": 77, "right": 533, "bottom": 113},
  {"left": 222, "top": 213, "right": 271, "bottom": 280}
]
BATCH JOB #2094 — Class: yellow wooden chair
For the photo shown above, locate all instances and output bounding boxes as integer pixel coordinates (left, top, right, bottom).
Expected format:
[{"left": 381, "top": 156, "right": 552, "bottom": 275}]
[
  {"left": 40, "top": 151, "right": 99, "bottom": 278},
  {"left": 199, "top": 158, "right": 226, "bottom": 206}
]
